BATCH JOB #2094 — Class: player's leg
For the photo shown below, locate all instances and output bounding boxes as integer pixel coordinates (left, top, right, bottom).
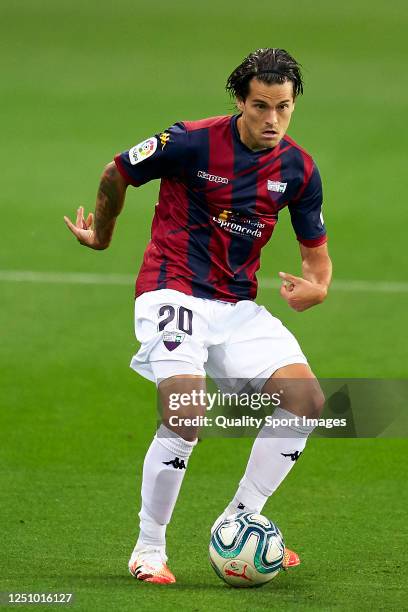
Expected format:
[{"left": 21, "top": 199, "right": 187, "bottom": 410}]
[
  {"left": 136, "top": 373, "right": 205, "bottom": 547},
  {"left": 223, "top": 364, "right": 324, "bottom": 517},
  {"left": 209, "top": 302, "right": 324, "bottom": 567},
  {"left": 130, "top": 372, "right": 206, "bottom": 583},
  {"left": 128, "top": 290, "right": 209, "bottom": 583}
]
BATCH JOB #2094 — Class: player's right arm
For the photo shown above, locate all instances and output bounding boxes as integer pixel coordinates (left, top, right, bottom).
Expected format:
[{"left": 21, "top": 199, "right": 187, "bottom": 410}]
[
  {"left": 64, "top": 123, "right": 188, "bottom": 249},
  {"left": 64, "top": 162, "right": 127, "bottom": 250}
]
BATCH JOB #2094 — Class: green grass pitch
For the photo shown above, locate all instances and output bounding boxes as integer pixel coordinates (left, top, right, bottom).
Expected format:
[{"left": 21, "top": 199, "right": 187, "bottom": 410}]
[{"left": 1, "top": 0, "right": 407, "bottom": 609}]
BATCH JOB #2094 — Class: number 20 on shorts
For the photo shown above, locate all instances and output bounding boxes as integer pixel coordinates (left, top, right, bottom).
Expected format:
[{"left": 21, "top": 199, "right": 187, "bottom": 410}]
[{"left": 157, "top": 305, "right": 193, "bottom": 335}]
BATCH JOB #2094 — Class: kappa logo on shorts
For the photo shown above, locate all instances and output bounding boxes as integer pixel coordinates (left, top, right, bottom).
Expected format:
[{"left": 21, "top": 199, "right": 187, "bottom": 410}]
[
  {"left": 163, "top": 331, "right": 185, "bottom": 351},
  {"left": 128, "top": 137, "right": 157, "bottom": 165}
]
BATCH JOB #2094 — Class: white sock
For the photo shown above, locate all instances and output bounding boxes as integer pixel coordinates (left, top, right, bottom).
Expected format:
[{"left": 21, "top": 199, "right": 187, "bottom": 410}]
[
  {"left": 136, "top": 424, "right": 197, "bottom": 550},
  {"left": 225, "top": 407, "right": 315, "bottom": 515}
]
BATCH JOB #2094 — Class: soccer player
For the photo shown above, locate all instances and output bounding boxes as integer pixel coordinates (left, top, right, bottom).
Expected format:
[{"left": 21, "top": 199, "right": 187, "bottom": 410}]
[{"left": 64, "top": 48, "right": 332, "bottom": 584}]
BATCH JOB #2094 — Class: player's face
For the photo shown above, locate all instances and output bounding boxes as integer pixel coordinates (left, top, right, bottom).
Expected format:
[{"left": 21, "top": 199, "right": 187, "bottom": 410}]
[{"left": 236, "top": 79, "right": 295, "bottom": 151}]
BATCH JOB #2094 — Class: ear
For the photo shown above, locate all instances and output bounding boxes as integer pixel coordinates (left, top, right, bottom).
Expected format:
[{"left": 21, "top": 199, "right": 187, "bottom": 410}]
[{"left": 236, "top": 97, "right": 245, "bottom": 112}]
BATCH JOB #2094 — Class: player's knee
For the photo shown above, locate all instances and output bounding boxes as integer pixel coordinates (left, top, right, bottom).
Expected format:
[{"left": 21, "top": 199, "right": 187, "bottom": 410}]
[
  {"left": 162, "top": 415, "right": 201, "bottom": 443},
  {"left": 303, "top": 387, "right": 325, "bottom": 419}
]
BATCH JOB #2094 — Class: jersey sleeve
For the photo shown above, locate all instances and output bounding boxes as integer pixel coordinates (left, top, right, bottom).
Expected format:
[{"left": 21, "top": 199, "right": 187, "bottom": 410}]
[
  {"left": 114, "top": 122, "right": 189, "bottom": 187},
  {"left": 288, "top": 163, "right": 327, "bottom": 247}
]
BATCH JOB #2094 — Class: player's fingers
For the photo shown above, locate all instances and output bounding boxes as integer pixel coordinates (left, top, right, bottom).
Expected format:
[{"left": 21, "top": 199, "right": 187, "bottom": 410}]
[
  {"left": 280, "top": 284, "right": 292, "bottom": 299},
  {"left": 85, "top": 212, "right": 94, "bottom": 228},
  {"left": 75, "top": 206, "right": 84, "bottom": 228},
  {"left": 278, "top": 271, "right": 300, "bottom": 284},
  {"left": 279, "top": 273, "right": 295, "bottom": 293},
  {"left": 64, "top": 215, "right": 81, "bottom": 238}
]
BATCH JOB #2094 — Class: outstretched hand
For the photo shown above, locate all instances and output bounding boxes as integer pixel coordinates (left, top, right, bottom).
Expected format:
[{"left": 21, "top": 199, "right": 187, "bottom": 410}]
[
  {"left": 64, "top": 207, "right": 103, "bottom": 250},
  {"left": 279, "top": 271, "right": 327, "bottom": 312}
]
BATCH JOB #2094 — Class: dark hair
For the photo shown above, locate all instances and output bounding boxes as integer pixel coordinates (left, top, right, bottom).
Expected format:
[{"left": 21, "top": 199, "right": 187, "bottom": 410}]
[{"left": 226, "top": 48, "right": 303, "bottom": 100}]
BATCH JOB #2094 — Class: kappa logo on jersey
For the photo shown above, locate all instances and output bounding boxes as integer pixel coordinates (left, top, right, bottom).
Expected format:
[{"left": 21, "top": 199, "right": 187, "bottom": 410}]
[
  {"left": 267, "top": 180, "right": 287, "bottom": 193},
  {"left": 163, "top": 331, "right": 185, "bottom": 351},
  {"left": 197, "top": 170, "right": 229, "bottom": 184},
  {"left": 128, "top": 137, "right": 157, "bottom": 165},
  {"left": 159, "top": 132, "right": 170, "bottom": 149}
]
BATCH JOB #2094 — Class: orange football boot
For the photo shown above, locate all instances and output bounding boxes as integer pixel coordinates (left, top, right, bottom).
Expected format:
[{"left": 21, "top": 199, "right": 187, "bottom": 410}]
[
  {"left": 128, "top": 547, "right": 176, "bottom": 584},
  {"left": 282, "top": 547, "right": 300, "bottom": 569}
]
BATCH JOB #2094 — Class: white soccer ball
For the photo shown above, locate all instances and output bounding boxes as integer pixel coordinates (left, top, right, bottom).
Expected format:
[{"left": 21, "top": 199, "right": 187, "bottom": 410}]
[{"left": 209, "top": 512, "right": 284, "bottom": 587}]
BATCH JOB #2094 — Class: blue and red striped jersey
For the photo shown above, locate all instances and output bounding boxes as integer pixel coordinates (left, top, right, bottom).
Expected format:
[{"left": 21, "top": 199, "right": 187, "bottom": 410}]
[{"left": 114, "top": 114, "right": 327, "bottom": 303}]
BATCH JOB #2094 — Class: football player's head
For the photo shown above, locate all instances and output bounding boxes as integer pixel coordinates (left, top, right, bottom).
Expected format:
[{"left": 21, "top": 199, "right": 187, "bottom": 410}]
[
  {"left": 226, "top": 48, "right": 302, "bottom": 151},
  {"left": 227, "top": 48, "right": 303, "bottom": 102}
]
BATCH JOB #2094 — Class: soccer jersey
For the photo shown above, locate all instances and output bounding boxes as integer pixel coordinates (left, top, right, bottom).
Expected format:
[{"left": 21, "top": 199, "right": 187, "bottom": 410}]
[{"left": 114, "top": 114, "right": 327, "bottom": 303}]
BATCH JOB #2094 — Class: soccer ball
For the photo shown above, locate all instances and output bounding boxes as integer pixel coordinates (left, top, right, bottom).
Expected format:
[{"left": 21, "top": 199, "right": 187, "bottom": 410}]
[{"left": 209, "top": 512, "right": 284, "bottom": 587}]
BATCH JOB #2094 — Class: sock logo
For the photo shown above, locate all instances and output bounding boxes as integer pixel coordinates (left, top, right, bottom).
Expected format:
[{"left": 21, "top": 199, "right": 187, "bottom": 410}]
[
  {"left": 133, "top": 565, "right": 143, "bottom": 578},
  {"left": 163, "top": 457, "right": 186, "bottom": 469},
  {"left": 281, "top": 450, "right": 303, "bottom": 462},
  {"left": 237, "top": 503, "right": 245, "bottom": 510}
]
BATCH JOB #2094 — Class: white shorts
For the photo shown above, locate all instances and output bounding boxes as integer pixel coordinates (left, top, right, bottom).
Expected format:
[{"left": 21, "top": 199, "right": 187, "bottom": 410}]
[{"left": 130, "top": 289, "right": 307, "bottom": 390}]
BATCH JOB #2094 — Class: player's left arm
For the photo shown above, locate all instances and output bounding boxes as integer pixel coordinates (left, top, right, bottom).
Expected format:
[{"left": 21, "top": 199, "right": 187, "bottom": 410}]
[
  {"left": 279, "top": 243, "right": 332, "bottom": 312},
  {"left": 282, "top": 159, "right": 332, "bottom": 312}
]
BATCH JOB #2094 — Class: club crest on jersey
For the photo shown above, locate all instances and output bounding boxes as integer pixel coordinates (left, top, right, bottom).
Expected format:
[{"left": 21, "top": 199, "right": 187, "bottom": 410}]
[
  {"left": 267, "top": 180, "right": 287, "bottom": 193},
  {"left": 160, "top": 132, "right": 170, "bottom": 149},
  {"left": 163, "top": 331, "right": 185, "bottom": 351},
  {"left": 128, "top": 137, "right": 157, "bottom": 165}
]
